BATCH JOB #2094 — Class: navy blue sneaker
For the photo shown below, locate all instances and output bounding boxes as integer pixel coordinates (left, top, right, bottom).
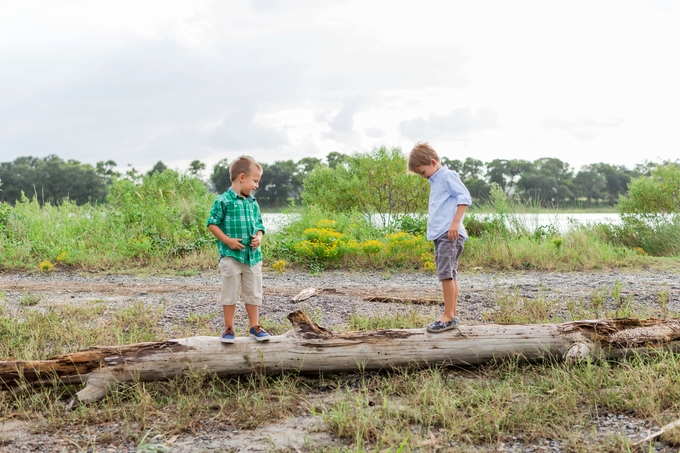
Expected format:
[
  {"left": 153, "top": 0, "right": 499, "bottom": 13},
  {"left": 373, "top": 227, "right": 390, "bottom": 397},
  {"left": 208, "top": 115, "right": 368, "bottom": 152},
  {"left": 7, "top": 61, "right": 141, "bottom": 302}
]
[
  {"left": 426, "top": 317, "right": 460, "bottom": 333},
  {"left": 249, "top": 326, "right": 270, "bottom": 342},
  {"left": 220, "top": 327, "right": 235, "bottom": 344}
]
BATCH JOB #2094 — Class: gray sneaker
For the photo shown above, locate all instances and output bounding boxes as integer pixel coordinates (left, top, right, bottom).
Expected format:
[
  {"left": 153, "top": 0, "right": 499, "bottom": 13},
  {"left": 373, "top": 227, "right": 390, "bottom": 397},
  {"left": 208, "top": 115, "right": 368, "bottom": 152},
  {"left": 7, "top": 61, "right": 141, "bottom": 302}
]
[{"left": 426, "top": 317, "right": 460, "bottom": 333}]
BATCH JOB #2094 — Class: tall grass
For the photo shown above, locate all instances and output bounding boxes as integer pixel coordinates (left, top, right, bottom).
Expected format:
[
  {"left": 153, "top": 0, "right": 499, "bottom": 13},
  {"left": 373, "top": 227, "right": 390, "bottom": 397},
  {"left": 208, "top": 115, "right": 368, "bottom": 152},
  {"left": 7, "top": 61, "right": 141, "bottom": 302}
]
[
  {"left": 0, "top": 170, "right": 217, "bottom": 271},
  {"left": 0, "top": 175, "right": 672, "bottom": 273},
  {"left": 265, "top": 187, "right": 647, "bottom": 272}
]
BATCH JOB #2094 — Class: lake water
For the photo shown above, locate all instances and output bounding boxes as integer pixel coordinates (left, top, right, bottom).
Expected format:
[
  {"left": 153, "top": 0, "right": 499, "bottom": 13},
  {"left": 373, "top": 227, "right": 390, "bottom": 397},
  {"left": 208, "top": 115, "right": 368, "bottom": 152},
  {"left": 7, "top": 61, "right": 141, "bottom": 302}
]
[{"left": 261, "top": 212, "right": 621, "bottom": 234}]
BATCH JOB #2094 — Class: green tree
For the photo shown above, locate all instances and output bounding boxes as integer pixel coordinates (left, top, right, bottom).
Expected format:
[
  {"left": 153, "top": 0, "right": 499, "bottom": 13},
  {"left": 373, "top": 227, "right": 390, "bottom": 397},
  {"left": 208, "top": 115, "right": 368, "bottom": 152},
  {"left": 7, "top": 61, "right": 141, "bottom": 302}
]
[
  {"left": 147, "top": 161, "right": 168, "bottom": 177},
  {"left": 574, "top": 167, "right": 607, "bottom": 204},
  {"left": 0, "top": 155, "right": 108, "bottom": 205},
  {"left": 95, "top": 160, "right": 120, "bottom": 181},
  {"left": 210, "top": 159, "right": 231, "bottom": 193},
  {"left": 326, "top": 151, "right": 349, "bottom": 169},
  {"left": 517, "top": 158, "right": 575, "bottom": 205},
  {"left": 258, "top": 160, "right": 297, "bottom": 207},
  {"left": 618, "top": 162, "right": 680, "bottom": 215},
  {"left": 586, "top": 163, "right": 635, "bottom": 205},
  {"left": 486, "top": 159, "right": 531, "bottom": 194},
  {"left": 189, "top": 160, "right": 206, "bottom": 177},
  {"left": 292, "top": 157, "right": 323, "bottom": 203},
  {"left": 304, "top": 146, "right": 429, "bottom": 224}
]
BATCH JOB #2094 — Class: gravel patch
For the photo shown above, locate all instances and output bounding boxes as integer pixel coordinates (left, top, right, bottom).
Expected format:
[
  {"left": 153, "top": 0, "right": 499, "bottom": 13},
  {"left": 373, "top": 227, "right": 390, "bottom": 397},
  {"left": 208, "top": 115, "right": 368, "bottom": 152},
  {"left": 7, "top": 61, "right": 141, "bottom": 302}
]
[{"left": 1, "top": 268, "right": 680, "bottom": 452}]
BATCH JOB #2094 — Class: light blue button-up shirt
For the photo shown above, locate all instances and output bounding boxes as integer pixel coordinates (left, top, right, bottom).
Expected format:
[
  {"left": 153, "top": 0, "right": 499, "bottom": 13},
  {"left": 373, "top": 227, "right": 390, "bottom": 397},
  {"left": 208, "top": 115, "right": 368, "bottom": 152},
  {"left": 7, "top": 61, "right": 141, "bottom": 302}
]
[{"left": 426, "top": 166, "right": 472, "bottom": 241}]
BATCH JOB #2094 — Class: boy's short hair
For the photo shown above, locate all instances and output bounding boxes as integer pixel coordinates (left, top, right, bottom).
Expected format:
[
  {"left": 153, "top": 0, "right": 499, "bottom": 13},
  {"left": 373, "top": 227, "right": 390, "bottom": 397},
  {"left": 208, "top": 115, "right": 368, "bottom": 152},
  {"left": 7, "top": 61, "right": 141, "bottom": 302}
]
[
  {"left": 408, "top": 142, "right": 440, "bottom": 172},
  {"left": 230, "top": 156, "right": 263, "bottom": 181}
]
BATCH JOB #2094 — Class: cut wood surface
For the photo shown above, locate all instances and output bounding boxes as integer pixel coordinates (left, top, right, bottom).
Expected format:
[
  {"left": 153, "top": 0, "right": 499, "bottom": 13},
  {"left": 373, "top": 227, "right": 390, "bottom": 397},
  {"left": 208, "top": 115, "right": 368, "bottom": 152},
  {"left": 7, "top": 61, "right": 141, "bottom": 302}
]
[{"left": 2, "top": 312, "right": 680, "bottom": 403}]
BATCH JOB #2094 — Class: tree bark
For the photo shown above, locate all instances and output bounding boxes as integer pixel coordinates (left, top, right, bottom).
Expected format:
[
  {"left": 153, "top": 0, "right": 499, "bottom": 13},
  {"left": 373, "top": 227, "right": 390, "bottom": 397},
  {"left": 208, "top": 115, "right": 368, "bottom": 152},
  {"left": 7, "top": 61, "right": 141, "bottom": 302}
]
[{"left": 2, "top": 311, "right": 679, "bottom": 403}]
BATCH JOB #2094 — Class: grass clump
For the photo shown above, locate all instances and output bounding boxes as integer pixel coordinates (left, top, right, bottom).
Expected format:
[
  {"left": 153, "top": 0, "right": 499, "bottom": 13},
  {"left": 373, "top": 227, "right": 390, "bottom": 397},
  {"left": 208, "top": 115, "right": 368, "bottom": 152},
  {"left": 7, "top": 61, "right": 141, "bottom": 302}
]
[
  {"left": 316, "top": 352, "right": 680, "bottom": 451},
  {"left": 0, "top": 300, "right": 164, "bottom": 360}
]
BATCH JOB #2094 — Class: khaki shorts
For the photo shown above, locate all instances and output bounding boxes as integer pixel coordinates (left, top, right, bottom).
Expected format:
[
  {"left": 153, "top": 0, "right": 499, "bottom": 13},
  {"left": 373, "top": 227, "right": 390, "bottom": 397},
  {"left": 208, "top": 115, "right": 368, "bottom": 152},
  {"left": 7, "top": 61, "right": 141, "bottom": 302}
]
[
  {"left": 433, "top": 234, "right": 466, "bottom": 281},
  {"left": 218, "top": 257, "right": 263, "bottom": 306}
]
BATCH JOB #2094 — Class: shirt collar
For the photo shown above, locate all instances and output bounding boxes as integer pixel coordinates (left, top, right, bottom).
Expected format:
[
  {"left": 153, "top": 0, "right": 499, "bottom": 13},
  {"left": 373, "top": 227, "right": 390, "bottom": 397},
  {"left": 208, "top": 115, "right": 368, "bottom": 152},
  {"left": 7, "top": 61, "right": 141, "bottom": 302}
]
[
  {"left": 225, "top": 187, "right": 255, "bottom": 201},
  {"left": 429, "top": 166, "right": 448, "bottom": 184}
]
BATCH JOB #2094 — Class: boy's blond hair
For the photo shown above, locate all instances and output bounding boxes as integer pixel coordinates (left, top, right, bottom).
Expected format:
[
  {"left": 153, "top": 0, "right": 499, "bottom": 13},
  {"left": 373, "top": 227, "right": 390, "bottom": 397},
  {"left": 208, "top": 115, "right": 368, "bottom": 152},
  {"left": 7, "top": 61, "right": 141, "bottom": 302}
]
[
  {"left": 230, "top": 156, "right": 263, "bottom": 181},
  {"left": 408, "top": 142, "right": 440, "bottom": 172}
]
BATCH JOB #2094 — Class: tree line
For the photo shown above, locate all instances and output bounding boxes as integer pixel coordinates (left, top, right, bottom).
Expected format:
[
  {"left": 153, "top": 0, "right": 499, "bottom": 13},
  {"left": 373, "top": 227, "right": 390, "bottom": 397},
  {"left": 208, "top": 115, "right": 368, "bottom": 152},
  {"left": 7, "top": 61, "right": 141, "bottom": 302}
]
[{"left": 0, "top": 150, "right": 668, "bottom": 208}]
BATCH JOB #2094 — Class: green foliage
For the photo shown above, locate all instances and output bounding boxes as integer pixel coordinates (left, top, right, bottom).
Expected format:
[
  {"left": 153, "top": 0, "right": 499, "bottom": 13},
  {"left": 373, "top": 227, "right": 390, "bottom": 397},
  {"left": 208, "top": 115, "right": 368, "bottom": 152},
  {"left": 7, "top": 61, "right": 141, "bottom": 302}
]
[
  {"left": 146, "top": 161, "right": 168, "bottom": 177},
  {"left": 517, "top": 157, "right": 575, "bottom": 205},
  {"left": 618, "top": 162, "right": 680, "bottom": 215},
  {"left": 210, "top": 158, "right": 231, "bottom": 193},
  {"left": 326, "top": 151, "right": 349, "bottom": 169},
  {"left": 258, "top": 160, "right": 298, "bottom": 207},
  {"left": 188, "top": 160, "right": 206, "bottom": 177},
  {"left": 106, "top": 170, "right": 214, "bottom": 257},
  {"left": 599, "top": 163, "right": 680, "bottom": 256},
  {"left": 0, "top": 170, "right": 216, "bottom": 269},
  {"left": 303, "top": 146, "right": 429, "bottom": 224},
  {"left": 0, "top": 155, "right": 108, "bottom": 205},
  {"left": 264, "top": 207, "right": 432, "bottom": 270}
]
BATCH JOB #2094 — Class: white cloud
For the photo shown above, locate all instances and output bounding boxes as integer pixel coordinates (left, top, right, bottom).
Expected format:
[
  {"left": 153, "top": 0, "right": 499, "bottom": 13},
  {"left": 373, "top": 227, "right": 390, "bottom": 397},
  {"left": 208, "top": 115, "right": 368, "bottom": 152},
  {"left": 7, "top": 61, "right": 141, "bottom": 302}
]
[
  {"left": 399, "top": 107, "right": 499, "bottom": 141},
  {"left": 542, "top": 117, "right": 624, "bottom": 141},
  {"left": 328, "top": 96, "right": 365, "bottom": 134},
  {"left": 365, "top": 127, "right": 385, "bottom": 138},
  {"left": 207, "top": 106, "right": 289, "bottom": 150},
  {"left": 0, "top": 0, "right": 679, "bottom": 171}
]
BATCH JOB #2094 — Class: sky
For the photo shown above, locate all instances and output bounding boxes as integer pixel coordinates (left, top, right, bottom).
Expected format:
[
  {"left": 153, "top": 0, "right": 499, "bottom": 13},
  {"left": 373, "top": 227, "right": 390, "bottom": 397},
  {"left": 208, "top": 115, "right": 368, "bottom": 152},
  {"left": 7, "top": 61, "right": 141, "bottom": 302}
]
[{"left": 1, "top": 0, "right": 679, "bottom": 174}]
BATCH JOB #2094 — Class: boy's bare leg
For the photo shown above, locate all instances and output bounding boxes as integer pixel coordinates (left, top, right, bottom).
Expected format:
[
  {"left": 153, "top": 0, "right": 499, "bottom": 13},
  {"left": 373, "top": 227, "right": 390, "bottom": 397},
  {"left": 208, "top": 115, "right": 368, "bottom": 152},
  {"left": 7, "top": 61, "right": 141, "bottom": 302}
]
[
  {"left": 245, "top": 303, "right": 260, "bottom": 328},
  {"left": 440, "top": 278, "right": 458, "bottom": 322},
  {"left": 222, "top": 305, "right": 236, "bottom": 330}
]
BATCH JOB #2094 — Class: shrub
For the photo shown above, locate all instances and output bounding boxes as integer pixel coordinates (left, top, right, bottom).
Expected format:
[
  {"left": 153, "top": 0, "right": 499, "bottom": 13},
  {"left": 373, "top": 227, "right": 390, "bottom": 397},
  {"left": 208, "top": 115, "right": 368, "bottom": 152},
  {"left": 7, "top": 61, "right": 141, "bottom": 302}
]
[{"left": 302, "top": 146, "right": 429, "bottom": 226}]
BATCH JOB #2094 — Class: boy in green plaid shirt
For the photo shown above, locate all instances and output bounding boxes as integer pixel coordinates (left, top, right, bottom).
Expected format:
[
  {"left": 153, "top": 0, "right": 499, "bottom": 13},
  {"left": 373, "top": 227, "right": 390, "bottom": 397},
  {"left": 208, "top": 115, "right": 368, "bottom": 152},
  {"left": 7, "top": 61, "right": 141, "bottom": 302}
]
[{"left": 207, "top": 156, "right": 270, "bottom": 343}]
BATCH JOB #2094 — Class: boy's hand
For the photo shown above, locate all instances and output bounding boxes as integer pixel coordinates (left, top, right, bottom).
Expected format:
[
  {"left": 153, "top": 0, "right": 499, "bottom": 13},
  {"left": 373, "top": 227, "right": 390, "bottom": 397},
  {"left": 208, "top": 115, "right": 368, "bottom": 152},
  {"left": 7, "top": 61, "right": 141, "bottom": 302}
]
[
  {"left": 225, "top": 237, "right": 245, "bottom": 250},
  {"left": 250, "top": 233, "right": 263, "bottom": 248},
  {"left": 448, "top": 224, "right": 459, "bottom": 241}
]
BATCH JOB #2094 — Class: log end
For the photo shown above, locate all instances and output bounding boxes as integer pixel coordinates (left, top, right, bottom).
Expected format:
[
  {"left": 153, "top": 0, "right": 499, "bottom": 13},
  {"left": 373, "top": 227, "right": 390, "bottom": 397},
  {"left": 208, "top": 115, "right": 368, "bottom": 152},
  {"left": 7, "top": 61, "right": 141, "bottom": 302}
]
[{"left": 564, "top": 342, "right": 594, "bottom": 363}]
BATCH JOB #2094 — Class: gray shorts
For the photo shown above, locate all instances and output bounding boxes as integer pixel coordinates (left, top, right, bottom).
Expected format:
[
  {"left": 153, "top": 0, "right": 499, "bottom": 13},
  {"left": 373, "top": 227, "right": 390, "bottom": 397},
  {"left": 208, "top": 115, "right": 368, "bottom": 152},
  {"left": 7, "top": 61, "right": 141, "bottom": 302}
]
[{"left": 433, "top": 234, "right": 466, "bottom": 281}]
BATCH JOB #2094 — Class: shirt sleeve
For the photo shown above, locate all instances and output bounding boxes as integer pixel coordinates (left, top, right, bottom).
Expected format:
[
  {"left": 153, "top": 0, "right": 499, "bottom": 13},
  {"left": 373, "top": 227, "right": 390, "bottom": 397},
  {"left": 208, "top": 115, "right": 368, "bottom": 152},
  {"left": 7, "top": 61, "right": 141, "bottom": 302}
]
[
  {"left": 253, "top": 202, "right": 266, "bottom": 235},
  {"left": 206, "top": 197, "right": 226, "bottom": 227},
  {"left": 446, "top": 171, "right": 472, "bottom": 206}
]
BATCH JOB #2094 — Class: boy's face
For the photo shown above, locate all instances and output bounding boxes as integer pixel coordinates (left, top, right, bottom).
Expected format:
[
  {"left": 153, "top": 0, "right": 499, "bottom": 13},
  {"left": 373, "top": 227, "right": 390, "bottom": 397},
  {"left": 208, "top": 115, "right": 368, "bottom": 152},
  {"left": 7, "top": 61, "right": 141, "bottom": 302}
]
[
  {"left": 414, "top": 159, "right": 440, "bottom": 179},
  {"left": 238, "top": 167, "right": 262, "bottom": 197}
]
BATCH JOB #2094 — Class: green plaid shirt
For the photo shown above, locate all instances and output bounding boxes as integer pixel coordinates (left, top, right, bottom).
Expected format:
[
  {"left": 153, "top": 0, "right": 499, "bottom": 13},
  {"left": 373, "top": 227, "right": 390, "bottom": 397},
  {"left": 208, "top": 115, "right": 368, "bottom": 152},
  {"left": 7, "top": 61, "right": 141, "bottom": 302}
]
[{"left": 206, "top": 188, "right": 265, "bottom": 266}]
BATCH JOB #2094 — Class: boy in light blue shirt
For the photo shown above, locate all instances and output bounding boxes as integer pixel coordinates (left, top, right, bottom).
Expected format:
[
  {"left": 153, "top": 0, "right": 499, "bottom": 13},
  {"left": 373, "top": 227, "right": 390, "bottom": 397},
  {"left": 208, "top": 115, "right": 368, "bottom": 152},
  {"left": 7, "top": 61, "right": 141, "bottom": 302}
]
[{"left": 409, "top": 142, "right": 472, "bottom": 332}]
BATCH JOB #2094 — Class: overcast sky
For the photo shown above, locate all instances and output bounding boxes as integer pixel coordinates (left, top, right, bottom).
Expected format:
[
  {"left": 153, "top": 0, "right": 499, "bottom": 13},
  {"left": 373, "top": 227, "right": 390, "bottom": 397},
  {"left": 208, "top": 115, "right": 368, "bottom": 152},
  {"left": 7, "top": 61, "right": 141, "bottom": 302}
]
[{"left": 1, "top": 0, "right": 678, "bottom": 174}]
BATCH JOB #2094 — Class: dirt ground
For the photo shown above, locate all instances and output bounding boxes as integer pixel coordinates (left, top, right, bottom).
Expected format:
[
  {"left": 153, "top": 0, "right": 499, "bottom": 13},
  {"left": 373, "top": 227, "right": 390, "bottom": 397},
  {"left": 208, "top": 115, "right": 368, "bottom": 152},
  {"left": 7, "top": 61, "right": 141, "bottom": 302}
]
[{"left": 1, "top": 268, "right": 679, "bottom": 452}]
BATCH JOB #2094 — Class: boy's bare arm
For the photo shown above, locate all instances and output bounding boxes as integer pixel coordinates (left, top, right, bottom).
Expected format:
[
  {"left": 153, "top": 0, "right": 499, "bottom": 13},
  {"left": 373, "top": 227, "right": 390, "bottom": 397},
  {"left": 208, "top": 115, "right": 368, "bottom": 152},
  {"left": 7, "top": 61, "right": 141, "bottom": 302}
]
[
  {"left": 207, "top": 224, "right": 245, "bottom": 250},
  {"left": 448, "top": 205, "right": 468, "bottom": 240}
]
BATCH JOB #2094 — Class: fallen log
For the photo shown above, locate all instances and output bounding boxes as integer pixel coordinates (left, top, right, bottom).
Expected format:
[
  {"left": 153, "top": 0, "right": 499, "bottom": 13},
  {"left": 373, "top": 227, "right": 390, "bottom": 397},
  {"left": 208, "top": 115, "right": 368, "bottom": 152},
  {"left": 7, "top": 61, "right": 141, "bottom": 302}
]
[{"left": 2, "top": 312, "right": 680, "bottom": 403}]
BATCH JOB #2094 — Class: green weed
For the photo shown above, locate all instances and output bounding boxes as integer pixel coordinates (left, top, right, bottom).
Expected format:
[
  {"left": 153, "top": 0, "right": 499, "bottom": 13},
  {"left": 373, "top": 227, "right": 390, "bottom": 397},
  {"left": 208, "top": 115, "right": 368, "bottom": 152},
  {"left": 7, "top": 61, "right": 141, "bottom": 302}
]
[
  {"left": 20, "top": 291, "right": 42, "bottom": 306},
  {"left": 483, "top": 290, "right": 559, "bottom": 324}
]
